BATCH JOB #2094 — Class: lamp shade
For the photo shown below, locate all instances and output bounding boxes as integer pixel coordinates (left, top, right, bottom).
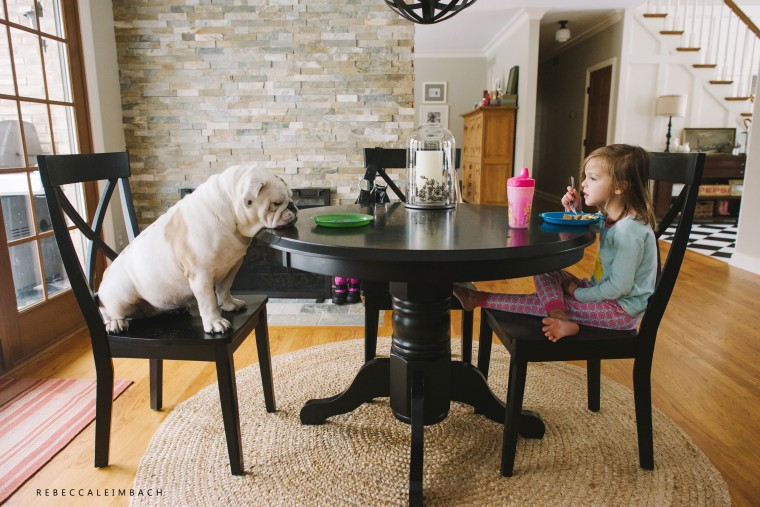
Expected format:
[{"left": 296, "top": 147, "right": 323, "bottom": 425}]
[
  {"left": 0, "top": 120, "right": 43, "bottom": 168},
  {"left": 655, "top": 95, "right": 688, "bottom": 117},
  {"left": 385, "top": 0, "right": 477, "bottom": 24}
]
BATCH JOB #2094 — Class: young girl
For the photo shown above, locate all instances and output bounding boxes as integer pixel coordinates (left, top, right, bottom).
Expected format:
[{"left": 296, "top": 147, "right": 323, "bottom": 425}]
[{"left": 454, "top": 144, "right": 658, "bottom": 341}]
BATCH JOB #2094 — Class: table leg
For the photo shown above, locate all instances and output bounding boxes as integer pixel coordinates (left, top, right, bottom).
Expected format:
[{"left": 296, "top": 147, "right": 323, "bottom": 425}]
[
  {"left": 388, "top": 282, "right": 452, "bottom": 425},
  {"left": 409, "top": 372, "right": 424, "bottom": 507},
  {"left": 300, "top": 358, "right": 390, "bottom": 425},
  {"left": 450, "top": 361, "right": 545, "bottom": 438}
]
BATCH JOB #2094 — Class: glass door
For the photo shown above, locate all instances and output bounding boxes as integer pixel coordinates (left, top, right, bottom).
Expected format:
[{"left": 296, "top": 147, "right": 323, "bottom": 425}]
[{"left": 0, "top": 0, "right": 93, "bottom": 370}]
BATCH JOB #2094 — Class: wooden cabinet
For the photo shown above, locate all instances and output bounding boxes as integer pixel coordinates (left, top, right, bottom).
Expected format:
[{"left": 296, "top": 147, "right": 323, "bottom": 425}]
[
  {"left": 461, "top": 106, "right": 516, "bottom": 205},
  {"left": 653, "top": 154, "right": 745, "bottom": 223}
]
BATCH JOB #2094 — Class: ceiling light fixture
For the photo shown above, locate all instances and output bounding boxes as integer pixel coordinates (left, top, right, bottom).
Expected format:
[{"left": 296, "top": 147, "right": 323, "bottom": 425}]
[
  {"left": 385, "top": 0, "right": 478, "bottom": 25},
  {"left": 555, "top": 20, "right": 571, "bottom": 43}
]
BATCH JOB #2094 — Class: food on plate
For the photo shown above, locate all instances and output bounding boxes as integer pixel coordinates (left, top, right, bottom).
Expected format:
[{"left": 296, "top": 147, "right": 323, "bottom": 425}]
[{"left": 563, "top": 213, "right": 599, "bottom": 221}]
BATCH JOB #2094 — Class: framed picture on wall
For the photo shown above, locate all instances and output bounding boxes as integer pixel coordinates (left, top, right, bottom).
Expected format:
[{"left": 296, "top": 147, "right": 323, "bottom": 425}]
[
  {"left": 682, "top": 128, "right": 736, "bottom": 154},
  {"left": 422, "top": 82, "right": 447, "bottom": 103},
  {"left": 420, "top": 105, "right": 449, "bottom": 128}
]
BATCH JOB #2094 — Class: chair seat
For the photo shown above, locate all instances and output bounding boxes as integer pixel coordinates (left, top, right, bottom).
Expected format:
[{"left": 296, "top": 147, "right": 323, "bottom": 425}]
[
  {"left": 108, "top": 294, "right": 268, "bottom": 353},
  {"left": 485, "top": 309, "right": 639, "bottom": 361}
]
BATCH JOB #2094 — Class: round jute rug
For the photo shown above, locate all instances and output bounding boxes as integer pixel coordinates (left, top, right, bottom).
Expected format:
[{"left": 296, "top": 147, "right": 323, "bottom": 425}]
[{"left": 131, "top": 338, "right": 729, "bottom": 506}]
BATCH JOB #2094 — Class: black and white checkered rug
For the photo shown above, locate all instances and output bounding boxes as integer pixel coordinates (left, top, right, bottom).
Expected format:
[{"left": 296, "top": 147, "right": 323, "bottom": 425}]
[{"left": 660, "top": 223, "right": 737, "bottom": 262}]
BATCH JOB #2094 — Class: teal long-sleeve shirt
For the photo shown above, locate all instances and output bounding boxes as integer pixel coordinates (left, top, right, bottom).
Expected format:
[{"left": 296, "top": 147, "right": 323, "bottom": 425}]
[{"left": 573, "top": 215, "right": 657, "bottom": 317}]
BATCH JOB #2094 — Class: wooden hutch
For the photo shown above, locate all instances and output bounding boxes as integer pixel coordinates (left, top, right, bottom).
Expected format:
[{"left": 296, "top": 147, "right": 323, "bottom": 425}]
[{"left": 460, "top": 106, "right": 517, "bottom": 205}]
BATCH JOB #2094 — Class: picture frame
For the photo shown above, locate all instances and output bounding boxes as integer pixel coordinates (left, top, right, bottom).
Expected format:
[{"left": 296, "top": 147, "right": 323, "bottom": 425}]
[
  {"left": 506, "top": 66, "right": 519, "bottom": 95},
  {"left": 422, "top": 82, "right": 447, "bottom": 103},
  {"left": 420, "top": 105, "right": 449, "bottom": 129},
  {"left": 682, "top": 128, "right": 736, "bottom": 154}
]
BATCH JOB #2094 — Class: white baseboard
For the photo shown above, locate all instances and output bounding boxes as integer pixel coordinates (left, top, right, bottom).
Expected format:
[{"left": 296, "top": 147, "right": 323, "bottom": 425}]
[{"left": 729, "top": 252, "right": 760, "bottom": 276}]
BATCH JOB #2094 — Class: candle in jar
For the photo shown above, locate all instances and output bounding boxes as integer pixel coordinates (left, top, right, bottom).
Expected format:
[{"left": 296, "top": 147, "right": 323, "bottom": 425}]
[{"left": 416, "top": 151, "right": 443, "bottom": 185}]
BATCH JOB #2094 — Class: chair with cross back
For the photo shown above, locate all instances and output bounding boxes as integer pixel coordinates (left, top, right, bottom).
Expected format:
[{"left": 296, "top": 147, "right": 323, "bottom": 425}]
[
  {"left": 38, "top": 151, "right": 276, "bottom": 475},
  {"left": 476, "top": 151, "right": 704, "bottom": 476}
]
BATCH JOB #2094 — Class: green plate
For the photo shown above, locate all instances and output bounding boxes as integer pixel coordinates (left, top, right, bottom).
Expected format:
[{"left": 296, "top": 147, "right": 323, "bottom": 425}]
[{"left": 313, "top": 213, "right": 374, "bottom": 228}]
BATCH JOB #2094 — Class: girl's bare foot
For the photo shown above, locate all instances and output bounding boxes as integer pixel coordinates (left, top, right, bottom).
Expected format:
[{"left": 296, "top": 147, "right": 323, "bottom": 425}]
[
  {"left": 541, "top": 317, "right": 580, "bottom": 342},
  {"left": 453, "top": 283, "right": 481, "bottom": 311}
]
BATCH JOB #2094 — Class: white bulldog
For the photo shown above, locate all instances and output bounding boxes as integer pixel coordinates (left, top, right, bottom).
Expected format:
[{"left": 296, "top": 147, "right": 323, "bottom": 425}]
[{"left": 98, "top": 165, "right": 298, "bottom": 334}]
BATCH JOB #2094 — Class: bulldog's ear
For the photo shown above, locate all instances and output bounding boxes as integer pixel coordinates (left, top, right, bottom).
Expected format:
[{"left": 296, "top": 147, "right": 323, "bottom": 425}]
[{"left": 242, "top": 180, "right": 265, "bottom": 208}]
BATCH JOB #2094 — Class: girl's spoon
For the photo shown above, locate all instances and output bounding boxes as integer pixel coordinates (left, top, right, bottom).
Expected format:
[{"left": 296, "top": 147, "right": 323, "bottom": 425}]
[{"left": 568, "top": 176, "right": 578, "bottom": 214}]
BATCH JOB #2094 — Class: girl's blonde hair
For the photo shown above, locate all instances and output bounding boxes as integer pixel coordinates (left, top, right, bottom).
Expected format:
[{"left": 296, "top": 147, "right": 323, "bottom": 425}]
[{"left": 580, "top": 144, "right": 657, "bottom": 229}]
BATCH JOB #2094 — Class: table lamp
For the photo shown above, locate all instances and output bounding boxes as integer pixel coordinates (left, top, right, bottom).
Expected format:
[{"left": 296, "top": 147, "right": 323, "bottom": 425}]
[{"left": 655, "top": 95, "right": 688, "bottom": 152}]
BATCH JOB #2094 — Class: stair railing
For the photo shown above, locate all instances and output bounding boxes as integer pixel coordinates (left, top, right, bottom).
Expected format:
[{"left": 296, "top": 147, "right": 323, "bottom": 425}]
[{"left": 645, "top": 0, "right": 758, "bottom": 100}]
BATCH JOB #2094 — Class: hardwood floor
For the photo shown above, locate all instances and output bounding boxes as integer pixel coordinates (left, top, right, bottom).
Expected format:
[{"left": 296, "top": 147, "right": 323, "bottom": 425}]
[{"left": 4, "top": 241, "right": 760, "bottom": 506}]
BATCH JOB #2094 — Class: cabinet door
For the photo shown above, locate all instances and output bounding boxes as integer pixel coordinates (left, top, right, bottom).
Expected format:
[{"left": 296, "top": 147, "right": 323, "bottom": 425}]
[
  {"left": 482, "top": 110, "right": 515, "bottom": 163},
  {"left": 463, "top": 114, "right": 483, "bottom": 160},
  {"left": 480, "top": 164, "right": 509, "bottom": 205},
  {"left": 465, "top": 161, "right": 481, "bottom": 204}
]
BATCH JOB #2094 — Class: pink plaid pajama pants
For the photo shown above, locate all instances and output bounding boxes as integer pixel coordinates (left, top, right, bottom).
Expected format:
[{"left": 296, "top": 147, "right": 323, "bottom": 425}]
[{"left": 480, "top": 270, "right": 639, "bottom": 330}]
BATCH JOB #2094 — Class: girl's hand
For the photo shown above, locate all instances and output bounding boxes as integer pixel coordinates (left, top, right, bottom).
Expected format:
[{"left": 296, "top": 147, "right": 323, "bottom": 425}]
[
  {"left": 561, "top": 186, "right": 581, "bottom": 212},
  {"left": 563, "top": 279, "right": 578, "bottom": 297}
]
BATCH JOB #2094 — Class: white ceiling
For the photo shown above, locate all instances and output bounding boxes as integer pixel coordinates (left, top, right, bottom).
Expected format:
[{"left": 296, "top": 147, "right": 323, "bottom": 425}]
[{"left": 413, "top": 0, "right": 760, "bottom": 57}]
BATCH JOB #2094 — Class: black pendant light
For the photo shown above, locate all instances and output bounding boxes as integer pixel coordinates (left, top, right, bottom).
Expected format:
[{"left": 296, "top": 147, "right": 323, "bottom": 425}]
[{"left": 385, "top": 0, "right": 478, "bottom": 25}]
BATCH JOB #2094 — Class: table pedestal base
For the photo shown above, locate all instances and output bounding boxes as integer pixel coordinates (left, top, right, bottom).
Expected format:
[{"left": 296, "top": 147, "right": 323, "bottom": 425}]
[
  {"left": 300, "top": 356, "right": 545, "bottom": 505},
  {"left": 300, "top": 282, "right": 545, "bottom": 505}
]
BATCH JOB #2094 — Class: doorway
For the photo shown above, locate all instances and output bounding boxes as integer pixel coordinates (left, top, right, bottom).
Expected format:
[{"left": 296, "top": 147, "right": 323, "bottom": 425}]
[{"left": 582, "top": 60, "right": 615, "bottom": 159}]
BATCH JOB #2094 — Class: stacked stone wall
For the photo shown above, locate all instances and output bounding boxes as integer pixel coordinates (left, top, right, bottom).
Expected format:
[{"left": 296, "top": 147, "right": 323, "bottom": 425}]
[{"left": 112, "top": 0, "right": 414, "bottom": 223}]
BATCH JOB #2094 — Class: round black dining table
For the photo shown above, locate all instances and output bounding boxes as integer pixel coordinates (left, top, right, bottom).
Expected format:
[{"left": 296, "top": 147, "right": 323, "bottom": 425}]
[{"left": 256, "top": 202, "right": 595, "bottom": 504}]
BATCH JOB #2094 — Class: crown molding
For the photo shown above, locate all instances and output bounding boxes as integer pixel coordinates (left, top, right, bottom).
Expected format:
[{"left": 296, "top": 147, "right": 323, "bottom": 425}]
[{"left": 484, "top": 8, "right": 547, "bottom": 59}]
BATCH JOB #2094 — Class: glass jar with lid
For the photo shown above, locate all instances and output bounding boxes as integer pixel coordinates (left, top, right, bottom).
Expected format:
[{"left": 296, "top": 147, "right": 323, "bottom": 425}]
[{"left": 405, "top": 122, "right": 459, "bottom": 209}]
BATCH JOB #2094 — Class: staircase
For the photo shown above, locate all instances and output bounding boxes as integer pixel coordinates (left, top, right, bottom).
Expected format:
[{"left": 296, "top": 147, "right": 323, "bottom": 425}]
[{"left": 642, "top": 0, "right": 758, "bottom": 121}]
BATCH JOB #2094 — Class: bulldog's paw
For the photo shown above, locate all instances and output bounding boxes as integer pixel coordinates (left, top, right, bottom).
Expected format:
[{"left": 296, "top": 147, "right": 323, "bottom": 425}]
[
  {"left": 220, "top": 297, "right": 247, "bottom": 312},
  {"left": 105, "top": 318, "right": 129, "bottom": 333},
  {"left": 205, "top": 316, "right": 231, "bottom": 334}
]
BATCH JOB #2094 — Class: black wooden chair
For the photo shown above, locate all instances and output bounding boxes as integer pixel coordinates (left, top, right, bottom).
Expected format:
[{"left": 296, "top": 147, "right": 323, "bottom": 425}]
[
  {"left": 360, "top": 147, "right": 475, "bottom": 363},
  {"left": 477, "top": 151, "right": 705, "bottom": 476},
  {"left": 38, "top": 151, "right": 275, "bottom": 475}
]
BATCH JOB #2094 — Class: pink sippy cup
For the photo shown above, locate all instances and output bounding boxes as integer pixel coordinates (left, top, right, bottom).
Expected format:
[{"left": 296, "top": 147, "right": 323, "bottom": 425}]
[{"left": 507, "top": 168, "right": 535, "bottom": 229}]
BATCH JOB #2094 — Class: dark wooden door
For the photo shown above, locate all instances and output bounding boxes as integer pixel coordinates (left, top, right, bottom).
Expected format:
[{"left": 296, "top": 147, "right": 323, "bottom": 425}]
[{"left": 584, "top": 65, "right": 612, "bottom": 158}]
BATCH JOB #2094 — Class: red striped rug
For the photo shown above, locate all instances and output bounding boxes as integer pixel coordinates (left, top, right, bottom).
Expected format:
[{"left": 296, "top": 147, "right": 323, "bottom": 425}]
[{"left": 0, "top": 377, "right": 132, "bottom": 503}]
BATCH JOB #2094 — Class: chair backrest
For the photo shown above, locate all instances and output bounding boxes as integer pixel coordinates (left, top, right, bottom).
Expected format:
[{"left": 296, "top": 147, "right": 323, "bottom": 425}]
[
  {"left": 363, "top": 147, "right": 462, "bottom": 202},
  {"left": 640, "top": 152, "right": 705, "bottom": 347},
  {"left": 38, "top": 152, "right": 139, "bottom": 335}
]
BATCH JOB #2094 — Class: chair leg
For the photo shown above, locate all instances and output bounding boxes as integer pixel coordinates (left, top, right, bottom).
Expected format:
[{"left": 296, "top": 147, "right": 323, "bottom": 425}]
[
  {"left": 215, "top": 344, "right": 244, "bottom": 475},
  {"left": 363, "top": 290, "right": 381, "bottom": 363},
  {"left": 633, "top": 359, "right": 655, "bottom": 470},
  {"left": 587, "top": 358, "right": 600, "bottom": 412},
  {"left": 94, "top": 358, "right": 115, "bottom": 468},
  {"left": 254, "top": 311, "right": 276, "bottom": 413},
  {"left": 461, "top": 309, "right": 474, "bottom": 365},
  {"left": 150, "top": 359, "right": 163, "bottom": 410},
  {"left": 477, "top": 315, "right": 493, "bottom": 379},
  {"left": 501, "top": 355, "right": 528, "bottom": 477}
]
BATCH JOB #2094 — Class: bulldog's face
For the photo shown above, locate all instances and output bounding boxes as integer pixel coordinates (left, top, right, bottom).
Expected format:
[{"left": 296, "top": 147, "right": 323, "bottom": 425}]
[{"left": 236, "top": 171, "right": 298, "bottom": 237}]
